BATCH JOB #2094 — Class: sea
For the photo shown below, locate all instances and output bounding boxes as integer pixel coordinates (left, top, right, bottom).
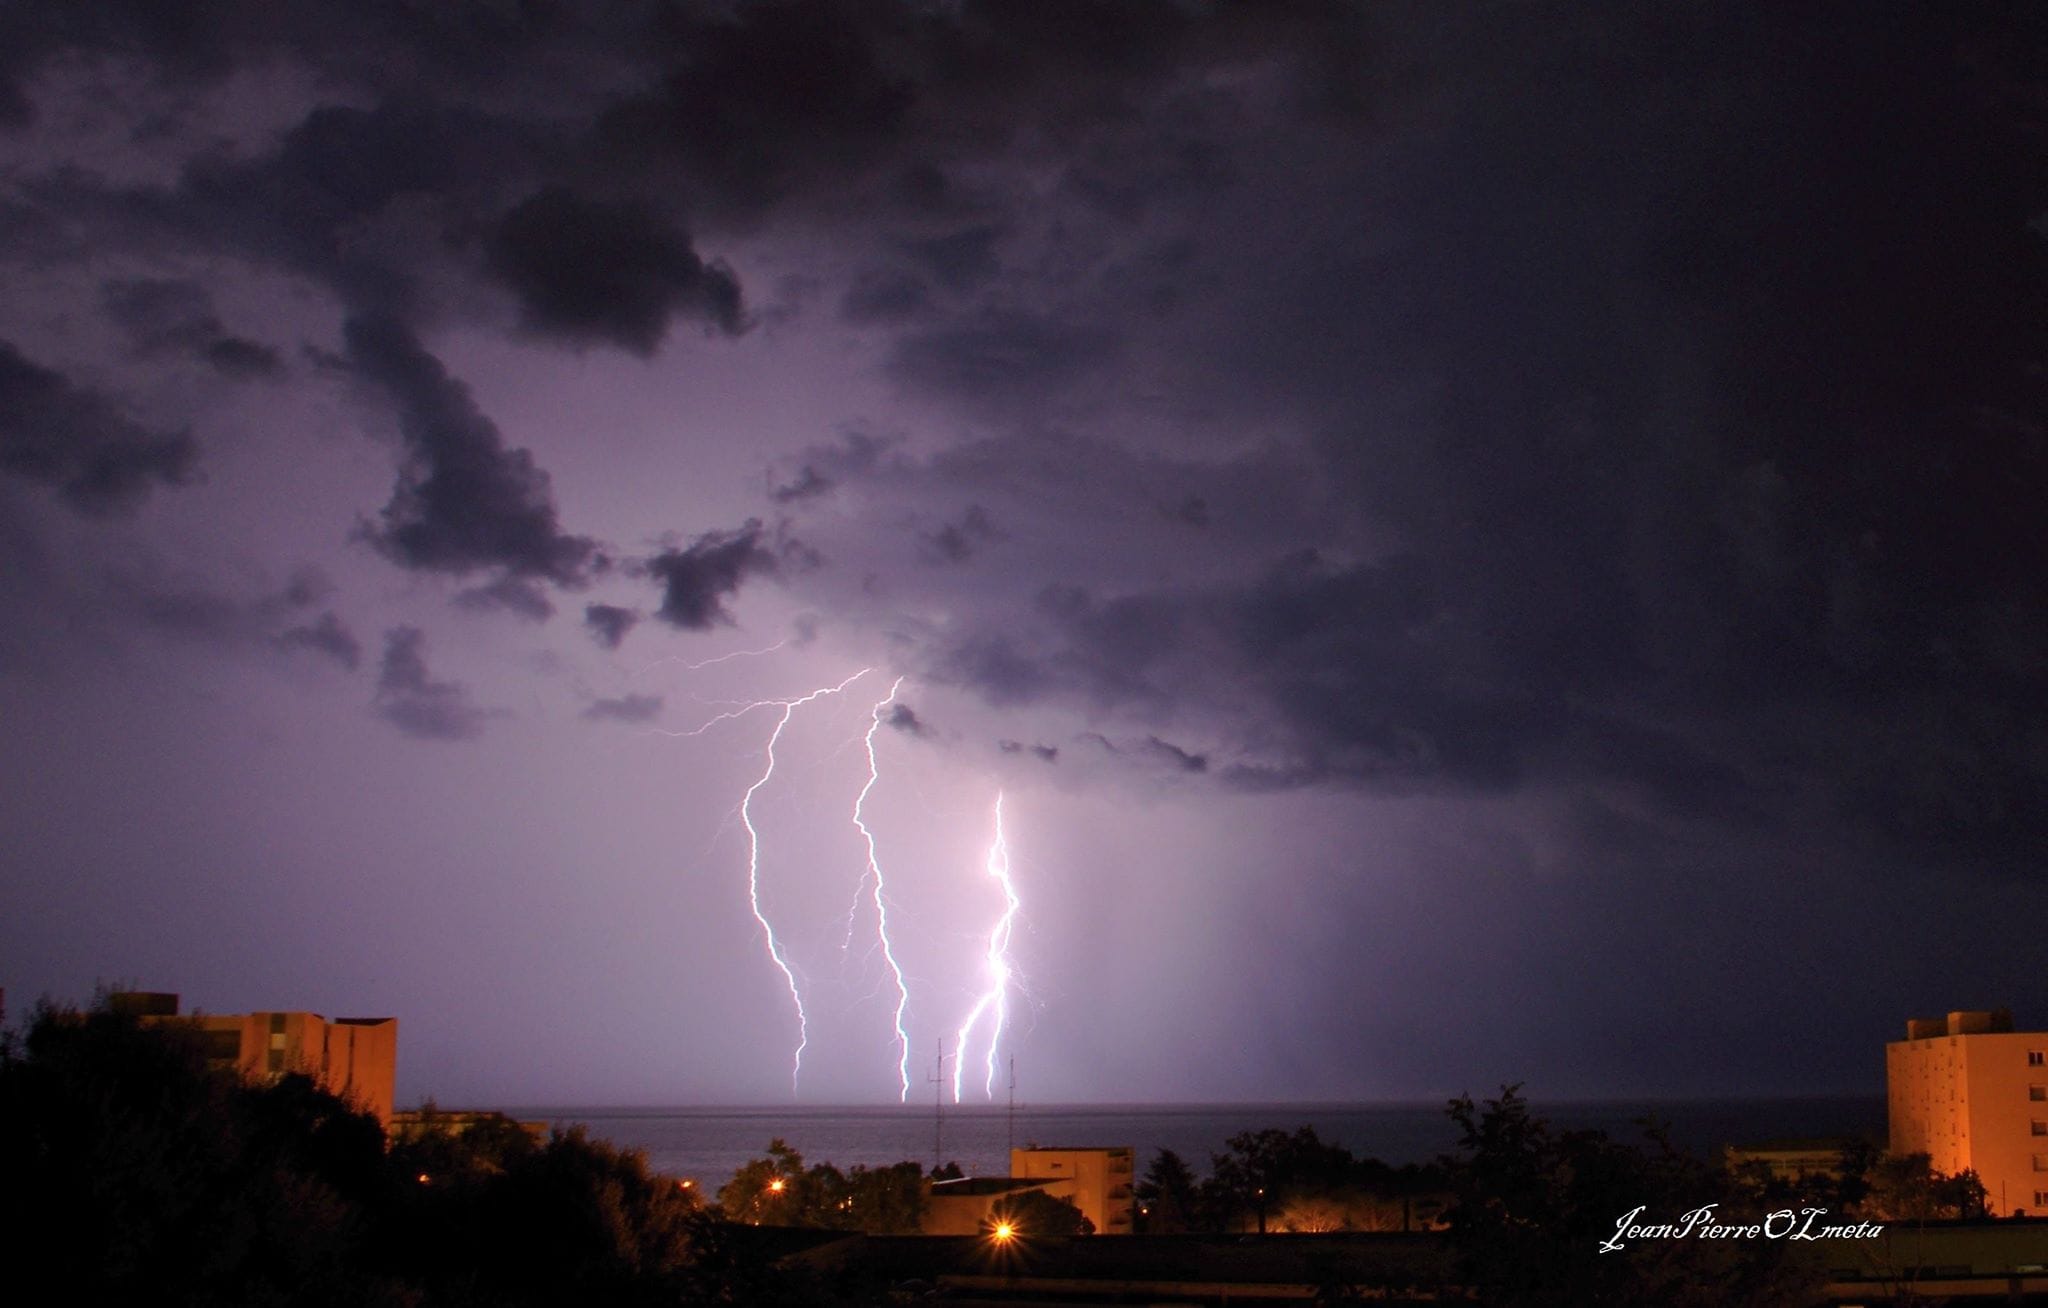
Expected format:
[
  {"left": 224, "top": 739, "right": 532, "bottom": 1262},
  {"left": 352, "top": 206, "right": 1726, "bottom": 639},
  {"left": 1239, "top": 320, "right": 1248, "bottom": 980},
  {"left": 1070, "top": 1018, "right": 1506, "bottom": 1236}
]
[{"left": 509, "top": 1097, "right": 1887, "bottom": 1189}]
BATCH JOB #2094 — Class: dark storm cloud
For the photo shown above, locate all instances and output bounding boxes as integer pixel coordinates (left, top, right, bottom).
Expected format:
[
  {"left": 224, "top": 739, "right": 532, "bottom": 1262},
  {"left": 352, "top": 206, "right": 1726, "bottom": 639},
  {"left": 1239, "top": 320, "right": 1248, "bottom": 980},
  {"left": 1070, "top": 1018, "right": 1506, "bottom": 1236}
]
[
  {"left": 768, "top": 464, "right": 834, "bottom": 504},
  {"left": 485, "top": 186, "right": 744, "bottom": 353},
  {"left": 112, "top": 569, "right": 365, "bottom": 671},
  {"left": 885, "top": 310, "right": 1115, "bottom": 412},
  {"left": 0, "top": 340, "right": 197, "bottom": 515},
  {"left": 884, "top": 703, "right": 928, "bottom": 737},
  {"left": 0, "top": 2, "right": 627, "bottom": 123},
  {"left": 343, "top": 313, "right": 597, "bottom": 585},
  {"left": 578, "top": 0, "right": 1330, "bottom": 233},
  {"left": 276, "top": 611, "right": 361, "bottom": 670},
  {"left": 168, "top": 99, "right": 545, "bottom": 314},
  {"left": 769, "top": 426, "right": 897, "bottom": 503},
  {"left": 373, "top": 625, "right": 495, "bottom": 741},
  {"left": 454, "top": 576, "right": 555, "bottom": 622},
  {"left": 902, "top": 225, "right": 1001, "bottom": 292},
  {"left": 935, "top": 633, "right": 1052, "bottom": 707},
  {"left": 582, "top": 693, "right": 663, "bottom": 725},
  {"left": 583, "top": 603, "right": 640, "bottom": 650},
  {"left": 1161, "top": 496, "right": 1208, "bottom": 529},
  {"left": 131, "top": 585, "right": 251, "bottom": 642},
  {"left": 595, "top": 0, "right": 916, "bottom": 218},
  {"left": 281, "top": 567, "right": 333, "bottom": 608},
  {"left": 777, "top": 4, "right": 2048, "bottom": 887},
  {"left": 100, "top": 278, "right": 281, "bottom": 378},
  {"left": 202, "top": 338, "right": 285, "bottom": 380},
  {"left": 644, "top": 521, "right": 778, "bottom": 630},
  {"left": 1143, "top": 736, "right": 1206, "bottom": 774},
  {"left": 837, "top": 270, "right": 929, "bottom": 324},
  {"left": 920, "top": 504, "right": 995, "bottom": 564},
  {"left": 997, "top": 739, "right": 1058, "bottom": 763}
]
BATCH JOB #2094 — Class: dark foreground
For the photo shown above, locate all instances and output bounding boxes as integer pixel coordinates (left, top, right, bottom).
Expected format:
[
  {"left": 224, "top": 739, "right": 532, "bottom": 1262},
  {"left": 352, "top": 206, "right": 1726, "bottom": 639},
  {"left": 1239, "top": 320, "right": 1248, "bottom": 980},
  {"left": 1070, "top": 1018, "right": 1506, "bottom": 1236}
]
[{"left": 776, "top": 1225, "right": 2048, "bottom": 1306}]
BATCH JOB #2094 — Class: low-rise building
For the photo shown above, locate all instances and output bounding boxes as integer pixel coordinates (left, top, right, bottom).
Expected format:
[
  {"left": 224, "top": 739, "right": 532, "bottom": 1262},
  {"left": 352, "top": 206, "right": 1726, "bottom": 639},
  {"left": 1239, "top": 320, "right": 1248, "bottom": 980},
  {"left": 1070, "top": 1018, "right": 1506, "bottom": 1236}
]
[
  {"left": 115, "top": 991, "right": 398, "bottom": 1126},
  {"left": 923, "top": 1176, "right": 1063, "bottom": 1236},
  {"left": 1724, "top": 1138, "right": 1861, "bottom": 1185}
]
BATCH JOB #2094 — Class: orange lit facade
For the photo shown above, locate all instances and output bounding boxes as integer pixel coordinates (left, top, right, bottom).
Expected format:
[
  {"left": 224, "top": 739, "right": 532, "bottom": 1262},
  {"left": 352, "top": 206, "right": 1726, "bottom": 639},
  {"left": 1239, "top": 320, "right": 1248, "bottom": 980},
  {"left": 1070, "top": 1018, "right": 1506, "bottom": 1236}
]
[
  {"left": 1009, "top": 1146, "right": 1136, "bottom": 1234},
  {"left": 1887, "top": 1009, "right": 2048, "bottom": 1217},
  {"left": 119, "top": 992, "right": 399, "bottom": 1126}
]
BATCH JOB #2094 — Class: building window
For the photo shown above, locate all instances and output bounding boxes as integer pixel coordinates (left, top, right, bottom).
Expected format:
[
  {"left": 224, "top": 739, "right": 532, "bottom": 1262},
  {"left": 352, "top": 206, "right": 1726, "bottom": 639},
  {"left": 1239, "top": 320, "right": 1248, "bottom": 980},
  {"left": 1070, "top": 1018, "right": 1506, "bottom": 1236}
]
[
  {"left": 2033, "top": 1051, "right": 2047, "bottom": 1066},
  {"left": 2036, "top": 1155, "right": 2048, "bottom": 1172},
  {"left": 2037, "top": 1192, "right": 2048, "bottom": 1208},
  {"left": 2035, "top": 1121, "right": 2048, "bottom": 1137},
  {"left": 2033, "top": 1085, "right": 2048, "bottom": 1102}
]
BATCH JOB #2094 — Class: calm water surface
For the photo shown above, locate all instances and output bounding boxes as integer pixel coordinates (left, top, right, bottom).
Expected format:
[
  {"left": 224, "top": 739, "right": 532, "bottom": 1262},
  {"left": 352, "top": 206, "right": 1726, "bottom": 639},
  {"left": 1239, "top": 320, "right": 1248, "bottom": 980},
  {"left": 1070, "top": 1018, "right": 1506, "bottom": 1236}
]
[{"left": 509, "top": 1097, "right": 1885, "bottom": 1189}]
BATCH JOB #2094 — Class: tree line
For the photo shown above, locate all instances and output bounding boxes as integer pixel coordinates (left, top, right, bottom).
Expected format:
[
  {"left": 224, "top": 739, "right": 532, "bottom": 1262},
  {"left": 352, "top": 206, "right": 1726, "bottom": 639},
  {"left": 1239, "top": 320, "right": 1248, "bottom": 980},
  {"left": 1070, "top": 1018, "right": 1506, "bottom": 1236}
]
[{"left": 3, "top": 995, "right": 1989, "bottom": 1306}]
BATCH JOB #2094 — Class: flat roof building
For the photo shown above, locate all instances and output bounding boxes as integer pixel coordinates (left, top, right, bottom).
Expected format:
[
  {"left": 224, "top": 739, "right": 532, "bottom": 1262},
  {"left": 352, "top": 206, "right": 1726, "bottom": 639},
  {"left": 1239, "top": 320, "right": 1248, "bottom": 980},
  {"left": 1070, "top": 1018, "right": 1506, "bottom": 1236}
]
[
  {"left": 1888, "top": 1009, "right": 2048, "bottom": 1217},
  {"left": 117, "top": 992, "right": 398, "bottom": 1126}
]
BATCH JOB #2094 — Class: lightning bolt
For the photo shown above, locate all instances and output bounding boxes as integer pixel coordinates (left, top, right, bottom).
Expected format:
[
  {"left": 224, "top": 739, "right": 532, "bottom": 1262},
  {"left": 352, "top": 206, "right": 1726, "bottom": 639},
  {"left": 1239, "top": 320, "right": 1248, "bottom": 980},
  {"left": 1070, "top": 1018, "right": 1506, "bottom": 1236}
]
[
  {"left": 953, "top": 790, "right": 1020, "bottom": 1102},
  {"left": 739, "top": 668, "right": 870, "bottom": 1095},
  {"left": 634, "top": 638, "right": 788, "bottom": 677},
  {"left": 852, "top": 676, "right": 916, "bottom": 1101}
]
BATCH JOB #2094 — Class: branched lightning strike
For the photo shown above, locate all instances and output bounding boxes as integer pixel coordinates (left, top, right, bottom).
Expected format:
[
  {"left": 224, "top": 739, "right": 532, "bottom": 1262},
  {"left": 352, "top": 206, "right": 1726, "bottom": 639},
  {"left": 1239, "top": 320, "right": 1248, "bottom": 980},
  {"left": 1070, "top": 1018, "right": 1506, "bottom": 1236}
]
[
  {"left": 852, "top": 676, "right": 916, "bottom": 1101},
  {"left": 953, "top": 791, "right": 1020, "bottom": 1102},
  {"left": 634, "top": 639, "right": 788, "bottom": 677},
  {"left": 740, "top": 668, "right": 871, "bottom": 1095}
]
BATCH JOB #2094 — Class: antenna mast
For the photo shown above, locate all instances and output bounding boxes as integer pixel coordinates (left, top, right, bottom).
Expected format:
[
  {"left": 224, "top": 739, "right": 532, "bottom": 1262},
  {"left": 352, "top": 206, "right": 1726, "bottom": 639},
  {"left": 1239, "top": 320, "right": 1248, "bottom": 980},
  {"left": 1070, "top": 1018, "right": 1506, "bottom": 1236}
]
[{"left": 927, "top": 1039, "right": 949, "bottom": 1173}]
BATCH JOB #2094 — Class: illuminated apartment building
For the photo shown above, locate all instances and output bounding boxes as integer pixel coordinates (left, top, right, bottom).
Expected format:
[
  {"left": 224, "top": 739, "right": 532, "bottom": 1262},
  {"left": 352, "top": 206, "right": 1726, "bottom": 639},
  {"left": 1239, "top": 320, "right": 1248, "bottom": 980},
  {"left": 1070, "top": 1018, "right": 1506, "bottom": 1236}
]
[
  {"left": 114, "top": 992, "right": 399, "bottom": 1126},
  {"left": 1887, "top": 1009, "right": 2048, "bottom": 1216},
  {"left": 1010, "top": 1146, "right": 1137, "bottom": 1234}
]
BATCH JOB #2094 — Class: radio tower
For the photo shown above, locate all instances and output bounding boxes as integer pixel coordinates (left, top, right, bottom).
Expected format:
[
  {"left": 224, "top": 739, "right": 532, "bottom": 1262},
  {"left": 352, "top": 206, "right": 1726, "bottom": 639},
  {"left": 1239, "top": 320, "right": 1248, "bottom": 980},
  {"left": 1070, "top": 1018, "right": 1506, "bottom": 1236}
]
[{"left": 928, "top": 1039, "right": 950, "bottom": 1173}]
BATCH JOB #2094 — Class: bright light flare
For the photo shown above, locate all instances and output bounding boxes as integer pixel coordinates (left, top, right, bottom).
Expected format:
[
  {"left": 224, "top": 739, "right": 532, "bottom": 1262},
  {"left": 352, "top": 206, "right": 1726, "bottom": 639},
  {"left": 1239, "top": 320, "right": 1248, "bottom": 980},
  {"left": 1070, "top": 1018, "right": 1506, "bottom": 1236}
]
[{"left": 953, "top": 791, "right": 1020, "bottom": 1101}]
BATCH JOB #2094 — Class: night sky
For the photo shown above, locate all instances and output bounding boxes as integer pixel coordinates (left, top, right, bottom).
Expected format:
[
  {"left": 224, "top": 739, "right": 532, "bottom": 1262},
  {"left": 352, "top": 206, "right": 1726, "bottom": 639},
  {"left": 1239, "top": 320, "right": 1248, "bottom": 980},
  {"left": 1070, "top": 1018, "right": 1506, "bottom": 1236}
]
[{"left": 1, "top": 2, "right": 2043, "bottom": 1108}]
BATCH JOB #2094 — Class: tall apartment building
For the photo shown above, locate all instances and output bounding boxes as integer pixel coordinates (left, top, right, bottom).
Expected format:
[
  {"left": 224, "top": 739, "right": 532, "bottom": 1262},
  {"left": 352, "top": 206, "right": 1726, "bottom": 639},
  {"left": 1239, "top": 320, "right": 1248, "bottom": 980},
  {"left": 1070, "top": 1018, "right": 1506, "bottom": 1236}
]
[
  {"left": 115, "top": 992, "right": 399, "bottom": 1126},
  {"left": 1887, "top": 1009, "right": 2048, "bottom": 1216},
  {"left": 1010, "top": 1146, "right": 1137, "bottom": 1234}
]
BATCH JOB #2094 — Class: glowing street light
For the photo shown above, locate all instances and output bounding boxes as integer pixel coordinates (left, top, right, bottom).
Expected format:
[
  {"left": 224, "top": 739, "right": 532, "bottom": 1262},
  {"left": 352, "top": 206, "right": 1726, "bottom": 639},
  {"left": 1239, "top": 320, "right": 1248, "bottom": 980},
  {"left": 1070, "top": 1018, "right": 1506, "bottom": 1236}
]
[{"left": 990, "top": 1220, "right": 1016, "bottom": 1243}]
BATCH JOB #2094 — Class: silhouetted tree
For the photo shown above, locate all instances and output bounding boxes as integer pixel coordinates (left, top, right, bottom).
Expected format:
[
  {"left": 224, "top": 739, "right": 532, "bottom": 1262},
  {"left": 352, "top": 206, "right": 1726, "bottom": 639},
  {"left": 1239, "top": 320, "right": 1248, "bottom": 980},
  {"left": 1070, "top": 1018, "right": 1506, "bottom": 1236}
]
[
  {"left": 717, "top": 1140, "right": 928, "bottom": 1233},
  {"left": 1202, "top": 1125, "right": 1423, "bottom": 1232},
  {"left": 1136, "top": 1148, "right": 1199, "bottom": 1232},
  {"left": 1858, "top": 1151, "right": 1988, "bottom": 1222},
  {"left": 1441, "top": 1086, "right": 1819, "bottom": 1308},
  {"left": 0, "top": 997, "right": 827, "bottom": 1307},
  {"left": 0, "top": 999, "right": 387, "bottom": 1305}
]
